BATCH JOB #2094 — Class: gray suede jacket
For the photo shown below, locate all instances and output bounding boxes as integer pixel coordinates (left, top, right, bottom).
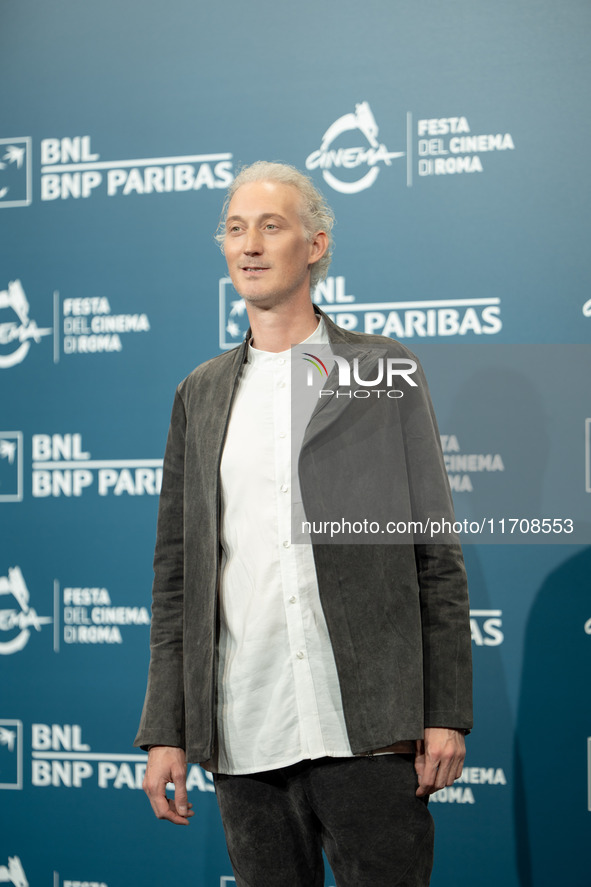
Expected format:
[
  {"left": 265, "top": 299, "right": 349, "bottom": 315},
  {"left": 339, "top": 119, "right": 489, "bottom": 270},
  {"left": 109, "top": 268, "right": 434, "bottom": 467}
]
[{"left": 134, "top": 311, "right": 473, "bottom": 763}]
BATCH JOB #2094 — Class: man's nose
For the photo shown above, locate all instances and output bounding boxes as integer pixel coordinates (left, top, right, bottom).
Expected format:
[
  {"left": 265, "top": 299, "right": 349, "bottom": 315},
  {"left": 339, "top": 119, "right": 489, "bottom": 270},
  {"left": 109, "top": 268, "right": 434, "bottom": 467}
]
[{"left": 244, "top": 227, "right": 263, "bottom": 254}]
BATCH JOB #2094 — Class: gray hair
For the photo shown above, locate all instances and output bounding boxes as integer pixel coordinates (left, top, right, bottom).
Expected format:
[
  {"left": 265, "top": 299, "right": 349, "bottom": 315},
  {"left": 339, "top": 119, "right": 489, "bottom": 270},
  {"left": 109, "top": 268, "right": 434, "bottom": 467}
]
[{"left": 215, "top": 161, "right": 334, "bottom": 289}]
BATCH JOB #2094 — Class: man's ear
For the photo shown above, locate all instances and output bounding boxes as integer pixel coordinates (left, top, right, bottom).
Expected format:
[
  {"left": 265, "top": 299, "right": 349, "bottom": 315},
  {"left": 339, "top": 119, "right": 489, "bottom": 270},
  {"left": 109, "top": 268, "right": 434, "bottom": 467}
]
[{"left": 309, "top": 230, "right": 329, "bottom": 266}]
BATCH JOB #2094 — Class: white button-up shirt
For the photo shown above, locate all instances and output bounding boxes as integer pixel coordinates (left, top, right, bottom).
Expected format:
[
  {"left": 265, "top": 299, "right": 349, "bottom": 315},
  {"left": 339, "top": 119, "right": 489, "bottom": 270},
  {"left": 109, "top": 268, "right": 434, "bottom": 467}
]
[{"left": 215, "top": 318, "right": 354, "bottom": 775}]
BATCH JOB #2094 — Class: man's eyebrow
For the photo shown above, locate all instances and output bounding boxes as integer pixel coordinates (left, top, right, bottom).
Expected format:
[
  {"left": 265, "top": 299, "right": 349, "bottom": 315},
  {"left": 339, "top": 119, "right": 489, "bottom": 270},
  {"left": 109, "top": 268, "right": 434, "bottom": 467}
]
[{"left": 226, "top": 212, "right": 289, "bottom": 224}]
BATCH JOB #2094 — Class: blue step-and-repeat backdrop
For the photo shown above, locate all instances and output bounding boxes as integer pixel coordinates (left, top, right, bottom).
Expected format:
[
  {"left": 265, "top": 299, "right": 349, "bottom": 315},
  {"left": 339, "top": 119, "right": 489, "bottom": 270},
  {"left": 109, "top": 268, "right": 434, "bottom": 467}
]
[{"left": 1, "top": 2, "right": 590, "bottom": 885}]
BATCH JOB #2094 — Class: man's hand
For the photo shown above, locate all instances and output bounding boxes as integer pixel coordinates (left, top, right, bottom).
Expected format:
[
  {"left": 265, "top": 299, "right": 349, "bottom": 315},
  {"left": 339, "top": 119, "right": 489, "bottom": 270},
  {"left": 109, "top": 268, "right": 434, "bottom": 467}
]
[
  {"left": 142, "top": 745, "right": 194, "bottom": 825},
  {"left": 414, "top": 727, "right": 466, "bottom": 797}
]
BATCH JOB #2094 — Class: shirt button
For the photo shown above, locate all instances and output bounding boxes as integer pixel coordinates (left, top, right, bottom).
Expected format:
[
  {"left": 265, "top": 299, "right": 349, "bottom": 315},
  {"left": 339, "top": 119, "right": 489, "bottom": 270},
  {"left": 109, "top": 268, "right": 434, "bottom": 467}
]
[
  {"left": 280, "top": 484, "right": 288, "bottom": 493},
  {"left": 279, "top": 431, "right": 287, "bottom": 439},
  {"left": 289, "top": 595, "right": 297, "bottom": 604},
  {"left": 277, "top": 358, "right": 286, "bottom": 365},
  {"left": 296, "top": 650, "right": 305, "bottom": 660},
  {"left": 278, "top": 380, "right": 286, "bottom": 389},
  {"left": 283, "top": 540, "right": 291, "bottom": 548}
]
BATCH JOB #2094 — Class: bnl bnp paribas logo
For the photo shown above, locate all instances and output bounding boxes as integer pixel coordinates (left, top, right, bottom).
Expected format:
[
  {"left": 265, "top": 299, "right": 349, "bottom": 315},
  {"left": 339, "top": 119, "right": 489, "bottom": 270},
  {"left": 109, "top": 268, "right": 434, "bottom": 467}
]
[
  {"left": 219, "top": 275, "right": 502, "bottom": 348},
  {"left": 0, "top": 133, "right": 233, "bottom": 203},
  {"left": 0, "top": 138, "right": 32, "bottom": 207},
  {"left": 0, "top": 720, "right": 23, "bottom": 790},
  {"left": 0, "top": 432, "right": 23, "bottom": 502},
  {"left": 0, "top": 431, "right": 162, "bottom": 500}
]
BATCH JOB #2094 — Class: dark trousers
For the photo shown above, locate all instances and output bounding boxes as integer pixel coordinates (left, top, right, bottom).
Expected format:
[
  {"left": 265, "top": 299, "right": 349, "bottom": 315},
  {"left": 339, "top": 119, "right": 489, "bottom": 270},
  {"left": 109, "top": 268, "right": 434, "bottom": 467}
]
[{"left": 214, "top": 754, "right": 434, "bottom": 887}]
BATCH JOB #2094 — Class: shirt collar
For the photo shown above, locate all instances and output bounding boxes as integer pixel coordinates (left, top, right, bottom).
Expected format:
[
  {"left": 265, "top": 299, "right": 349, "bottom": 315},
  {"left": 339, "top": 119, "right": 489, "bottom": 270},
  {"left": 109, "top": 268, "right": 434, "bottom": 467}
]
[{"left": 247, "top": 317, "right": 330, "bottom": 367}]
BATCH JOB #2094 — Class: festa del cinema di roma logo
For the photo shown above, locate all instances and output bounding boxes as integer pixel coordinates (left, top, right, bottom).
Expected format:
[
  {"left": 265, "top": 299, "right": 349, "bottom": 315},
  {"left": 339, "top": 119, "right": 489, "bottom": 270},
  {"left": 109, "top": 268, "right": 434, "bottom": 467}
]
[
  {"left": 0, "top": 856, "right": 28, "bottom": 887},
  {"left": 0, "top": 566, "right": 51, "bottom": 655},
  {"left": 0, "top": 565, "right": 150, "bottom": 653},
  {"left": 0, "top": 853, "right": 109, "bottom": 887},
  {"left": 0, "top": 280, "right": 153, "bottom": 366},
  {"left": 305, "top": 104, "right": 515, "bottom": 192},
  {"left": 305, "top": 102, "right": 404, "bottom": 194},
  {"left": 0, "top": 280, "right": 52, "bottom": 368}
]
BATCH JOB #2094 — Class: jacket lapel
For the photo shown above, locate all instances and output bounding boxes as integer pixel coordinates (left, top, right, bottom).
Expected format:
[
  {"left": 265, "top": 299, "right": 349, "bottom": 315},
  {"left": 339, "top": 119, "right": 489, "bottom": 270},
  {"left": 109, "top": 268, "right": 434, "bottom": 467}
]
[{"left": 303, "top": 308, "right": 389, "bottom": 448}]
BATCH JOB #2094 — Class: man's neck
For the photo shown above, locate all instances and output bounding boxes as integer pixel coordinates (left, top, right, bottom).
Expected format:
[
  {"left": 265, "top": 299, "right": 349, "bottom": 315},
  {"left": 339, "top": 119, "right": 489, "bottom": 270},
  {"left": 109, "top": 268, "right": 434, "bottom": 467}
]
[{"left": 247, "top": 299, "right": 319, "bottom": 353}]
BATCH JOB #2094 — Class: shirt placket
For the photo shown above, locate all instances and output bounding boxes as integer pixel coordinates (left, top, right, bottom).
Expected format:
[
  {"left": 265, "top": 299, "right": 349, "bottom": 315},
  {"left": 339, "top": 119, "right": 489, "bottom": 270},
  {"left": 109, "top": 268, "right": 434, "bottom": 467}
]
[{"left": 273, "top": 354, "right": 327, "bottom": 760}]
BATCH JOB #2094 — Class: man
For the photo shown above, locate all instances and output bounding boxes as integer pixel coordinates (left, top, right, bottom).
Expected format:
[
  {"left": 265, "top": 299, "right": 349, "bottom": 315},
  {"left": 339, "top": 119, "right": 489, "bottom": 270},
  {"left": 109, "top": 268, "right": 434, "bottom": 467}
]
[{"left": 135, "top": 161, "right": 472, "bottom": 886}]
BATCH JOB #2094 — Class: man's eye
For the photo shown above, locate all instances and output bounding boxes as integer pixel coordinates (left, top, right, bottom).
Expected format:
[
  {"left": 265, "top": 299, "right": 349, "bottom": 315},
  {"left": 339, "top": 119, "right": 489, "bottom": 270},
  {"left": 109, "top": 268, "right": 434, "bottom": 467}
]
[{"left": 265, "top": 224, "right": 277, "bottom": 230}]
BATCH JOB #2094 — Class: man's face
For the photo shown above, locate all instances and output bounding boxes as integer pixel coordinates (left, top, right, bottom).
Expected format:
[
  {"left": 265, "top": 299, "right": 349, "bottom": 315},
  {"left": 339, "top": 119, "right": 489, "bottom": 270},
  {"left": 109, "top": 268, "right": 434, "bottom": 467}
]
[{"left": 223, "top": 180, "right": 324, "bottom": 309}]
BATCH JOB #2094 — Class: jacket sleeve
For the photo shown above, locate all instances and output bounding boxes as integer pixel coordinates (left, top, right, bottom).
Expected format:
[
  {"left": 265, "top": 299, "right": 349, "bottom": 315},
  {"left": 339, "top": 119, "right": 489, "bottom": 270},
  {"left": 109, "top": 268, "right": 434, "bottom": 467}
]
[
  {"left": 402, "top": 355, "right": 473, "bottom": 732},
  {"left": 134, "top": 388, "right": 187, "bottom": 750}
]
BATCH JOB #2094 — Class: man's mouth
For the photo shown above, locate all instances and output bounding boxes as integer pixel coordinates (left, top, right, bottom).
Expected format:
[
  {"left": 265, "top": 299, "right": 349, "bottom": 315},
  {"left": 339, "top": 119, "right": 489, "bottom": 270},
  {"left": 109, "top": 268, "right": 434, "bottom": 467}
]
[{"left": 241, "top": 266, "right": 269, "bottom": 273}]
